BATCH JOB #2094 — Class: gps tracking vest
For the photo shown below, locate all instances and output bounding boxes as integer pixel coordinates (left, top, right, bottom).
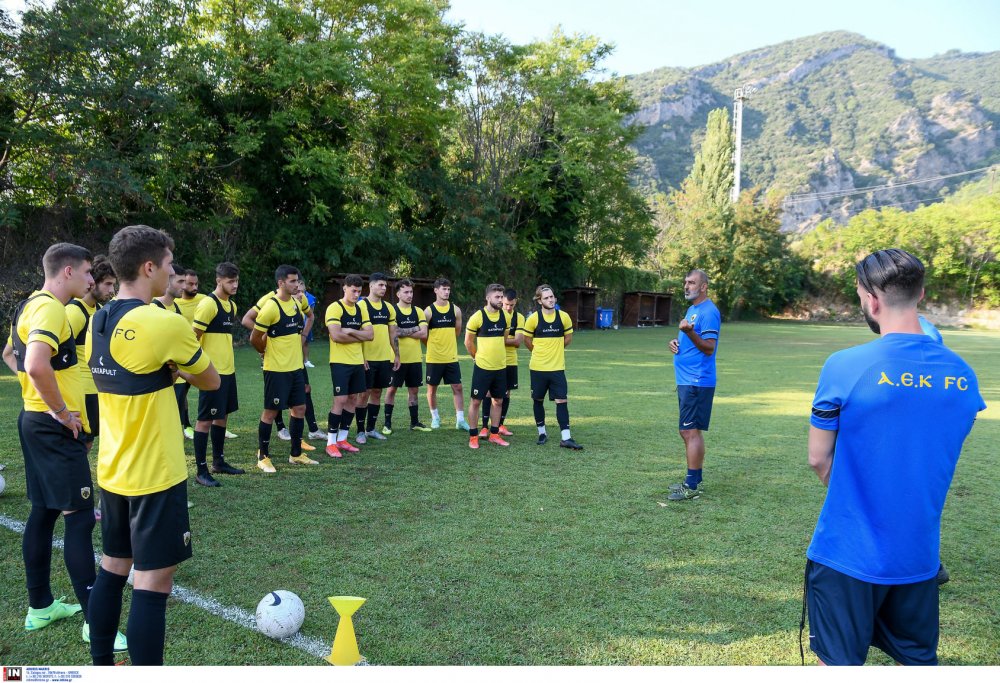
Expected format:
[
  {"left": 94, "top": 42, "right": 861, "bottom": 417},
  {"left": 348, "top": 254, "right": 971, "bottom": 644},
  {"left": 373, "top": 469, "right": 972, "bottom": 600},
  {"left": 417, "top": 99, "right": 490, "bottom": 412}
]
[
  {"left": 10, "top": 292, "right": 78, "bottom": 372},
  {"left": 263, "top": 296, "right": 304, "bottom": 338},
  {"left": 533, "top": 309, "right": 565, "bottom": 338},
  {"left": 89, "top": 299, "right": 175, "bottom": 395},
  {"left": 201, "top": 293, "right": 237, "bottom": 335},
  {"left": 427, "top": 302, "right": 455, "bottom": 329}
]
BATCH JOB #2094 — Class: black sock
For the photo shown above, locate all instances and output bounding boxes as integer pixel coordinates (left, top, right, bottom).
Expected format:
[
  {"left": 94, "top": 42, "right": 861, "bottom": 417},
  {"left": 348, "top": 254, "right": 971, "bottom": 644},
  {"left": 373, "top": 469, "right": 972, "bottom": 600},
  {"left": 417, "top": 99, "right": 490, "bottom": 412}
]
[
  {"left": 341, "top": 410, "right": 354, "bottom": 433},
  {"left": 491, "top": 426, "right": 499, "bottom": 434},
  {"left": 126, "top": 589, "right": 169, "bottom": 666},
  {"left": 89, "top": 567, "right": 127, "bottom": 665},
  {"left": 305, "top": 393, "right": 319, "bottom": 432},
  {"left": 482, "top": 409, "right": 489, "bottom": 428},
  {"left": 193, "top": 430, "right": 209, "bottom": 472},
  {"left": 62, "top": 510, "right": 96, "bottom": 620},
  {"left": 274, "top": 412, "right": 286, "bottom": 431},
  {"left": 556, "top": 402, "right": 570, "bottom": 431},
  {"left": 408, "top": 404, "right": 419, "bottom": 425},
  {"left": 258, "top": 421, "right": 272, "bottom": 457},
  {"left": 210, "top": 424, "right": 226, "bottom": 462},
  {"left": 22, "top": 505, "right": 59, "bottom": 609},
  {"left": 469, "top": 427, "right": 478, "bottom": 437},
  {"left": 289, "top": 416, "right": 304, "bottom": 457},
  {"left": 501, "top": 395, "right": 510, "bottom": 424},
  {"left": 384, "top": 403, "right": 394, "bottom": 428},
  {"left": 355, "top": 405, "right": 368, "bottom": 433},
  {"left": 328, "top": 411, "right": 339, "bottom": 434},
  {"left": 533, "top": 400, "right": 546, "bottom": 428},
  {"left": 366, "top": 404, "right": 380, "bottom": 433}
]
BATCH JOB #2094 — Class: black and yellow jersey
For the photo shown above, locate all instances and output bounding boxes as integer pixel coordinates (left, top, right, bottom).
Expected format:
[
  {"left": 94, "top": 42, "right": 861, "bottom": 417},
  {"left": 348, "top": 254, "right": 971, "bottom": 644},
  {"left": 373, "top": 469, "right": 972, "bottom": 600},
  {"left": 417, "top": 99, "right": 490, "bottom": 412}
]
[
  {"left": 466, "top": 308, "right": 510, "bottom": 371},
  {"left": 193, "top": 293, "right": 237, "bottom": 375},
  {"left": 254, "top": 295, "right": 305, "bottom": 372},
  {"left": 326, "top": 300, "right": 371, "bottom": 366},
  {"left": 175, "top": 293, "right": 206, "bottom": 325},
  {"left": 151, "top": 298, "right": 181, "bottom": 314},
  {"left": 66, "top": 298, "right": 99, "bottom": 394},
  {"left": 504, "top": 310, "right": 522, "bottom": 367},
  {"left": 426, "top": 302, "right": 458, "bottom": 363},
  {"left": 394, "top": 304, "right": 427, "bottom": 365},
  {"left": 520, "top": 310, "right": 574, "bottom": 371},
  {"left": 88, "top": 299, "right": 210, "bottom": 495},
  {"left": 253, "top": 290, "right": 311, "bottom": 317},
  {"left": 360, "top": 298, "right": 396, "bottom": 362},
  {"left": 9, "top": 291, "right": 89, "bottom": 431}
]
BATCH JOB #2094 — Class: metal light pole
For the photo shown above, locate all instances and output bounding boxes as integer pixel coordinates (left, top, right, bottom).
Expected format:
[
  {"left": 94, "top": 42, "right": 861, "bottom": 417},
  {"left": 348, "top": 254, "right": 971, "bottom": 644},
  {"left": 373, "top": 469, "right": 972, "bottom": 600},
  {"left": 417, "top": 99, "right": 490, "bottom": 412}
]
[{"left": 731, "top": 83, "right": 757, "bottom": 203}]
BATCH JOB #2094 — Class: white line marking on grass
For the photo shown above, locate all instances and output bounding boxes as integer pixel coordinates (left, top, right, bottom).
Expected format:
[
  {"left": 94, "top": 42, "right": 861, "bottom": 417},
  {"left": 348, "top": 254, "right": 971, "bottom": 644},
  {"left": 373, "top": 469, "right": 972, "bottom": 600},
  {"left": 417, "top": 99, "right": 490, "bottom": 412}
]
[{"left": 1, "top": 513, "right": 330, "bottom": 660}]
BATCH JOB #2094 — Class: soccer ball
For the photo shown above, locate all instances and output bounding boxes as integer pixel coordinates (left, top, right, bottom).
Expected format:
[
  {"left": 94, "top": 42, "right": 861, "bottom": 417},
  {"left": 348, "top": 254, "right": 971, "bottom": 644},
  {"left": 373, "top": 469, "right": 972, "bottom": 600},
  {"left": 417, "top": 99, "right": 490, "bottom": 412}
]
[{"left": 255, "top": 590, "right": 305, "bottom": 639}]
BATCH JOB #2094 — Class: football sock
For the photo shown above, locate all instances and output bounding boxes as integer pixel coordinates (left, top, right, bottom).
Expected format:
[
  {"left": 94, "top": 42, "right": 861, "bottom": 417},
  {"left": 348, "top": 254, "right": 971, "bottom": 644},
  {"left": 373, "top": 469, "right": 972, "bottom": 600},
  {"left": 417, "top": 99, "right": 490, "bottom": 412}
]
[
  {"left": 490, "top": 426, "right": 499, "bottom": 435},
  {"left": 366, "top": 404, "right": 380, "bottom": 432},
  {"left": 355, "top": 406, "right": 367, "bottom": 433},
  {"left": 23, "top": 505, "right": 59, "bottom": 609},
  {"left": 305, "top": 393, "right": 319, "bottom": 433},
  {"left": 469, "top": 428, "right": 478, "bottom": 437},
  {"left": 258, "top": 421, "right": 272, "bottom": 458},
  {"left": 88, "top": 567, "right": 127, "bottom": 665},
  {"left": 193, "top": 430, "right": 209, "bottom": 472},
  {"left": 456, "top": 410, "right": 465, "bottom": 423},
  {"left": 409, "top": 404, "right": 419, "bottom": 425},
  {"left": 126, "top": 589, "right": 169, "bottom": 666},
  {"left": 384, "top": 403, "right": 394, "bottom": 428},
  {"left": 500, "top": 395, "right": 510, "bottom": 424},
  {"left": 328, "top": 412, "right": 338, "bottom": 442},
  {"left": 482, "top": 410, "right": 489, "bottom": 428},
  {"left": 685, "top": 468, "right": 702, "bottom": 489},
  {"left": 210, "top": 424, "right": 226, "bottom": 459},
  {"left": 274, "top": 413, "right": 286, "bottom": 431},
  {"left": 556, "top": 402, "right": 570, "bottom": 431},
  {"left": 339, "top": 411, "right": 354, "bottom": 441},
  {"left": 62, "top": 510, "right": 96, "bottom": 619},
  {"left": 538, "top": 425, "right": 547, "bottom": 435},
  {"left": 533, "top": 400, "right": 546, "bottom": 430},
  {"left": 289, "top": 416, "right": 304, "bottom": 457},
  {"left": 431, "top": 408, "right": 440, "bottom": 421}
]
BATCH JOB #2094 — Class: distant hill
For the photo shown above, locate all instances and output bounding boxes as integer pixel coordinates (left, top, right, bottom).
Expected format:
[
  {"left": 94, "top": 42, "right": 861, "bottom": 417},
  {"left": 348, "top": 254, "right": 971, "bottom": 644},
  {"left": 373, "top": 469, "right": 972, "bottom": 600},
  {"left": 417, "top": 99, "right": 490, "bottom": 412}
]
[{"left": 625, "top": 31, "right": 1000, "bottom": 231}]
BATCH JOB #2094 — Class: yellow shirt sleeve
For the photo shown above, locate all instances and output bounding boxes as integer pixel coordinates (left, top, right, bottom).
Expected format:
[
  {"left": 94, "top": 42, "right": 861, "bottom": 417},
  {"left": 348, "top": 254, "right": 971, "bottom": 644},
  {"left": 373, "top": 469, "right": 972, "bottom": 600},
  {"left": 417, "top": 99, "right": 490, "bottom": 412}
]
[
  {"left": 467, "top": 310, "right": 482, "bottom": 335},
  {"left": 192, "top": 296, "right": 217, "bottom": 332},
  {"left": 360, "top": 305, "right": 372, "bottom": 327},
  {"left": 28, "top": 299, "right": 65, "bottom": 352},
  {"left": 520, "top": 312, "right": 537, "bottom": 338},
  {"left": 325, "top": 302, "right": 343, "bottom": 328},
  {"left": 65, "top": 303, "right": 87, "bottom": 340},
  {"left": 160, "top": 314, "right": 211, "bottom": 374},
  {"left": 255, "top": 298, "right": 279, "bottom": 332},
  {"left": 561, "top": 311, "right": 574, "bottom": 335}
]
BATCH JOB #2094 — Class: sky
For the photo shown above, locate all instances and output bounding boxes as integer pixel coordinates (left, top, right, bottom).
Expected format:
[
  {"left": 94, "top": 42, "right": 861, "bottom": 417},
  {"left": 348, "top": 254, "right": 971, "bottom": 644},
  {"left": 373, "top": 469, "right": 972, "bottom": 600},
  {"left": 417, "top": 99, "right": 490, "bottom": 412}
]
[{"left": 3, "top": 0, "right": 999, "bottom": 76}]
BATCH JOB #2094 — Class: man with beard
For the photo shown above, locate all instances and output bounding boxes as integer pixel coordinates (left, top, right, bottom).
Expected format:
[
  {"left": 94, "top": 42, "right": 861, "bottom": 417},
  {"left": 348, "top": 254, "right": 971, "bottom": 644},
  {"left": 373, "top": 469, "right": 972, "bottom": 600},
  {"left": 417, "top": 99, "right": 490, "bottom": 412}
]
[
  {"left": 666, "top": 269, "right": 720, "bottom": 501},
  {"left": 173, "top": 270, "right": 206, "bottom": 439}
]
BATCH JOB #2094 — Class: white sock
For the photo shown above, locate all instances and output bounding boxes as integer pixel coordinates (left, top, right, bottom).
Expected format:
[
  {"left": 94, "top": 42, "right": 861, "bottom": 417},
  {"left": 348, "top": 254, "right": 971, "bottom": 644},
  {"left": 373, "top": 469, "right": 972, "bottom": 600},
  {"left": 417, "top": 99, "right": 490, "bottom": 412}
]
[
  {"left": 538, "top": 426, "right": 547, "bottom": 435},
  {"left": 561, "top": 429, "right": 571, "bottom": 440},
  {"left": 456, "top": 410, "right": 465, "bottom": 422},
  {"left": 337, "top": 429, "right": 348, "bottom": 442},
  {"left": 327, "top": 432, "right": 337, "bottom": 446},
  {"left": 431, "top": 409, "right": 440, "bottom": 420}
]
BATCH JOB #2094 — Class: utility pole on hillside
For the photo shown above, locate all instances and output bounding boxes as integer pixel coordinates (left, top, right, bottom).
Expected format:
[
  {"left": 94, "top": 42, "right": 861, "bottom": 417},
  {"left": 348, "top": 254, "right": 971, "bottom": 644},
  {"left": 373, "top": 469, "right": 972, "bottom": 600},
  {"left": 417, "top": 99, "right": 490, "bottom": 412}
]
[{"left": 731, "top": 83, "right": 757, "bottom": 203}]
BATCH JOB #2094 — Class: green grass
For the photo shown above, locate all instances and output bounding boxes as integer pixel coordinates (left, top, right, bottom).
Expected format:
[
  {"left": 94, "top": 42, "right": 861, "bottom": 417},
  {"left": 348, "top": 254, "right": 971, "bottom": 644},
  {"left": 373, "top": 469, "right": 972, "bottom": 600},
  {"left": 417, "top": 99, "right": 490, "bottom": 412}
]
[{"left": 1, "top": 322, "right": 998, "bottom": 665}]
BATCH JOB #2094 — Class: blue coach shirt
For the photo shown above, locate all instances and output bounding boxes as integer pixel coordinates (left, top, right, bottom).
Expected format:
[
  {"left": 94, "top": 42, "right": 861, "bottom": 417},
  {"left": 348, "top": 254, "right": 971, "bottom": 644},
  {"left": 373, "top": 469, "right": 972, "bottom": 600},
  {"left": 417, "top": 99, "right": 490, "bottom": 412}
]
[
  {"left": 919, "top": 315, "right": 943, "bottom": 343},
  {"left": 673, "top": 299, "right": 721, "bottom": 387},
  {"left": 808, "top": 333, "right": 985, "bottom": 584}
]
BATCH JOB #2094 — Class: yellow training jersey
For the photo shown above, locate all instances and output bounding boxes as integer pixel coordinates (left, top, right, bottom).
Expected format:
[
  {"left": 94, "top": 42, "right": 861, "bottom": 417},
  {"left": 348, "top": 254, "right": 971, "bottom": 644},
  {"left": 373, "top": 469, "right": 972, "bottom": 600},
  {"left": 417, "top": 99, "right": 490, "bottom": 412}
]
[
  {"left": 193, "top": 294, "right": 238, "bottom": 375},
  {"left": 175, "top": 293, "right": 207, "bottom": 325},
  {"left": 425, "top": 302, "right": 459, "bottom": 363},
  {"left": 394, "top": 304, "right": 427, "bottom": 364},
  {"left": 520, "top": 309, "right": 574, "bottom": 371},
  {"left": 66, "top": 298, "right": 99, "bottom": 394},
  {"left": 254, "top": 295, "right": 305, "bottom": 372},
  {"left": 466, "top": 308, "right": 510, "bottom": 371},
  {"left": 253, "top": 290, "right": 311, "bottom": 317},
  {"left": 360, "top": 298, "right": 396, "bottom": 362},
  {"left": 87, "top": 299, "right": 210, "bottom": 495},
  {"left": 9, "top": 291, "right": 89, "bottom": 432},
  {"left": 504, "top": 310, "right": 523, "bottom": 367},
  {"left": 326, "top": 300, "right": 371, "bottom": 366}
]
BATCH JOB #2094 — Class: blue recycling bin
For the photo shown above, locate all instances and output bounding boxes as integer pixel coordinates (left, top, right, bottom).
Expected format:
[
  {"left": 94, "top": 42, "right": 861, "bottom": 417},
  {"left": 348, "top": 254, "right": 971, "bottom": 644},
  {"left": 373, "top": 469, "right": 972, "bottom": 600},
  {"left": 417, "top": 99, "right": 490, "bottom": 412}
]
[{"left": 596, "top": 308, "right": 613, "bottom": 329}]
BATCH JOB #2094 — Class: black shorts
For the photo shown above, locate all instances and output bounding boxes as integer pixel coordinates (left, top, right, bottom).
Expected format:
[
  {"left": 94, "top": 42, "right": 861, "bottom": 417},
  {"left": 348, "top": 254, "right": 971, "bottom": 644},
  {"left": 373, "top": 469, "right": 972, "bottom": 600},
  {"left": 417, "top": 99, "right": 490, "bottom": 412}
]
[
  {"left": 263, "top": 369, "right": 307, "bottom": 410},
  {"left": 471, "top": 366, "right": 507, "bottom": 402},
  {"left": 302, "top": 365, "right": 311, "bottom": 386},
  {"left": 677, "top": 385, "right": 715, "bottom": 431},
  {"left": 18, "top": 411, "right": 94, "bottom": 511},
  {"left": 197, "top": 373, "right": 239, "bottom": 421},
  {"left": 426, "top": 362, "right": 461, "bottom": 386},
  {"left": 530, "top": 370, "right": 568, "bottom": 401},
  {"left": 100, "top": 481, "right": 193, "bottom": 571},
  {"left": 805, "top": 559, "right": 939, "bottom": 665},
  {"left": 505, "top": 365, "right": 518, "bottom": 392},
  {"left": 84, "top": 393, "right": 99, "bottom": 440},
  {"left": 391, "top": 362, "right": 423, "bottom": 388},
  {"left": 331, "top": 363, "right": 367, "bottom": 397},
  {"left": 366, "top": 360, "right": 394, "bottom": 390},
  {"left": 174, "top": 380, "right": 191, "bottom": 400}
]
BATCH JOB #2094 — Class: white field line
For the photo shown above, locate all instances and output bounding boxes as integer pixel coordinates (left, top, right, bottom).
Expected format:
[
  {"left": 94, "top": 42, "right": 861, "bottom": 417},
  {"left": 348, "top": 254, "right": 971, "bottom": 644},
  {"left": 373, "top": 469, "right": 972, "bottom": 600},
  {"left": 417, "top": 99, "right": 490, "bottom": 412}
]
[{"left": 0, "top": 513, "right": 331, "bottom": 660}]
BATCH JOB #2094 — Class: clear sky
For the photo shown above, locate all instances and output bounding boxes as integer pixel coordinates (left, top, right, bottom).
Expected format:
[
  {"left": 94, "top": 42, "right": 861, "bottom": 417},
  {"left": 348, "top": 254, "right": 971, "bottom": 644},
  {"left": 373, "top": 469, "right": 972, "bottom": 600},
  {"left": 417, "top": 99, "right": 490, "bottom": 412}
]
[
  {"left": 445, "top": 0, "right": 1000, "bottom": 75},
  {"left": 3, "top": 0, "right": 998, "bottom": 76}
]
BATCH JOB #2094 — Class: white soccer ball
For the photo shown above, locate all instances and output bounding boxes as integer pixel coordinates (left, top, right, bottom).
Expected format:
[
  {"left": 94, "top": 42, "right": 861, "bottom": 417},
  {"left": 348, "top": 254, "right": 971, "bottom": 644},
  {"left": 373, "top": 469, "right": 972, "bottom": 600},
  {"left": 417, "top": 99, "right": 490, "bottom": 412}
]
[
  {"left": 0, "top": 473, "right": 5, "bottom": 496},
  {"left": 255, "top": 590, "right": 305, "bottom": 639}
]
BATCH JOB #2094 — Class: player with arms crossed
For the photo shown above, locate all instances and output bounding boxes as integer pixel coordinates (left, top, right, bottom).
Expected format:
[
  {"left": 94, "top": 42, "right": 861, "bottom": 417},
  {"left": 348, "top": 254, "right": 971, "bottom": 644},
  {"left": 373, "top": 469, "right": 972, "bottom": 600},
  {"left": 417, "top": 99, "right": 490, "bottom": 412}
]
[
  {"left": 464, "top": 283, "right": 511, "bottom": 449},
  {"left": 424, "top": 277, "right": 470, "bottom": 430},
  {"left": 384, "top": 278, "right": 431, "bottom": 432},
  {"left": 325, "top": 274, "right": 374, "bottom": 457}
]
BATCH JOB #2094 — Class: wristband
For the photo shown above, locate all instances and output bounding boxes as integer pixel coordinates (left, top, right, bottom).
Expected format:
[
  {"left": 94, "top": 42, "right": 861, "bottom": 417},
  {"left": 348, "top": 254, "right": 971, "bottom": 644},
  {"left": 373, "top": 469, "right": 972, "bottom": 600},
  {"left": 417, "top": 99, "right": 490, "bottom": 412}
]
[{"left": 53, "top": 404, "right": 68, "bottom": 415}]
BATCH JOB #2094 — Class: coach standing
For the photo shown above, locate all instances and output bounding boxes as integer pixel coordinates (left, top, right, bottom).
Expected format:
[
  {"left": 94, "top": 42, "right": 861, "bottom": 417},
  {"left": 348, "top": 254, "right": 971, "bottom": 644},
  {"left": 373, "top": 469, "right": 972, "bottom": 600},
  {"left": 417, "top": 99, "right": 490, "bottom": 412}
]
[
  {"left": 667, "top": 268, "right": 720, "bottom": 501},
  {"left": 805, "top": 249, "right": 984, "bottom": 665}
]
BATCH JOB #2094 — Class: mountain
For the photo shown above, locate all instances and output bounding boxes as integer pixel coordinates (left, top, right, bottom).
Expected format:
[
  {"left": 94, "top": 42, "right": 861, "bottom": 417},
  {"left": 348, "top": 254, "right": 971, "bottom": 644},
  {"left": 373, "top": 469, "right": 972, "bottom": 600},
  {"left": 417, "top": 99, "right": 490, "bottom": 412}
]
[{"left": 625, "top": 31, "right": 1000, "bottom": 231}]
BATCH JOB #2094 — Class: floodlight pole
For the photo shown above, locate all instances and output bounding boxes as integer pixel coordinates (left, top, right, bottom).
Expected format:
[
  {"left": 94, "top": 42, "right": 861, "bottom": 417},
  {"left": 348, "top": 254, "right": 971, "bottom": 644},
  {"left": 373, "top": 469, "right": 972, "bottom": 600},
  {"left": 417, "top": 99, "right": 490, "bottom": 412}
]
[{"left": 731, "top": 84, "right": 757, "bottom": 203}]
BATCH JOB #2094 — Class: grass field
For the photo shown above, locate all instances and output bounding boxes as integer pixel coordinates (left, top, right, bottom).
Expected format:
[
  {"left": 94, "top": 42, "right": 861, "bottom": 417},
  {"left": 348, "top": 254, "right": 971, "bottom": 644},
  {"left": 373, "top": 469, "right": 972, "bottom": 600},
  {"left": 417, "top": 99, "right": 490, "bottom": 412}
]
[{"left": 1, "top": 322, "right": 998, "bottom": 666}]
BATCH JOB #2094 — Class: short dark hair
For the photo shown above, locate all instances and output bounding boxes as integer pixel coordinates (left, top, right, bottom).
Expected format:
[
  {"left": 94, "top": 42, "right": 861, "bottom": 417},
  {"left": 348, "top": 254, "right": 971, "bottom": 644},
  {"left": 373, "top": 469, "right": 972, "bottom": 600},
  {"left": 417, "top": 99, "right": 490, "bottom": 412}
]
[
  {"left": 275, "top": 265, "right": 300, "bottom": 282},
  {"left": 171, "top": 261, "right": 185, "bottom": 276},
  {"left": 186, "top": 269, "right": 199, "bottom": 278},
  {"left": 369, "top": 272, "right": 388, "bottom": 284},
  {"left": 856, "top": 248, "right": 925, "bottom": 307},
  {"left": 216, "top": 262, "right": 239, "bottom": 279},
  {"left": 42, "top": 243, "right": 92, "bottom": 279},
  {"left": 343, "top": 274, "right": 364, "bottom": 288},
  {"left": 485, "top": 283, "right": 504, "bottom": 297},
  {"left": 504, "top": 288, "right": 517, "bottom": 300},
  {"left": 395, "top": 278, "right": 414, "bottom": 292},
  {"left": 109, "top": 226, "right": 175, "bottom": 283},
  {"left": 433, "top": 277, "right": 451, "bottom": 289},
  {"left": 91, "top": 254, "right": 116, "bottom": 283},
  {"left": 686, "top": 269, "right": 709, "bottom": 287}
]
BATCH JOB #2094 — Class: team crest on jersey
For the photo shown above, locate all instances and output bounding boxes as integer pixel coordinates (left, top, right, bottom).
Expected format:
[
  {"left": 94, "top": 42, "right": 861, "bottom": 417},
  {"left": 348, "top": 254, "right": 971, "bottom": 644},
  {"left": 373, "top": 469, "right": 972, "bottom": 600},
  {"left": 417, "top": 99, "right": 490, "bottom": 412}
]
[
  {"left": 690, "top": 314, "right": 698, "bottom": 321},
  {"left": 80, "top": 486, "right": 91, "bottom": 500},
  {"left": 183, "top": 531, "right": 191, "bottom": 546}
]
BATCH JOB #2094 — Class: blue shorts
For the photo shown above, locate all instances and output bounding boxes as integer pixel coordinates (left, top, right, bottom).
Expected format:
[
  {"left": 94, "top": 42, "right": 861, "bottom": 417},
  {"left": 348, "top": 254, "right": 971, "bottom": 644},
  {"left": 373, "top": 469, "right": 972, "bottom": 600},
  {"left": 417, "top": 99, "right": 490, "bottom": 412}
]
[
  {"left": 677, "top": 385, "right": 715, "bottom": 431},
  {"left": 805, "top": 560, "right": 939, "bottom": 665}
]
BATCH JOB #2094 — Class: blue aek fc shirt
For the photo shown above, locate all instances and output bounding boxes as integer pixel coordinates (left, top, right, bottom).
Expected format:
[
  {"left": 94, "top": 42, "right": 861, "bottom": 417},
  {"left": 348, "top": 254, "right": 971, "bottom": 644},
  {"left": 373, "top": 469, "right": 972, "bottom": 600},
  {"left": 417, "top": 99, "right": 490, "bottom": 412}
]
[
  {"left": 808, "top": 333, "right": 985, "bottom": 584},
  {"left": 673, "top": 299, "right": 721, "bottom": 387}
]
